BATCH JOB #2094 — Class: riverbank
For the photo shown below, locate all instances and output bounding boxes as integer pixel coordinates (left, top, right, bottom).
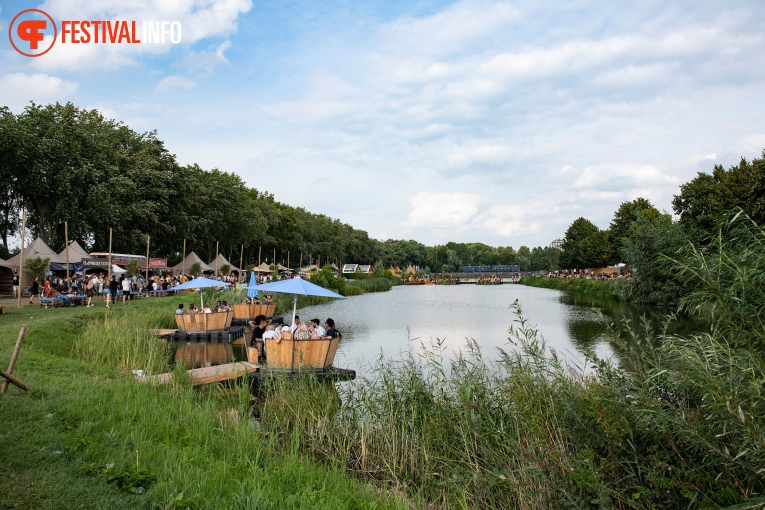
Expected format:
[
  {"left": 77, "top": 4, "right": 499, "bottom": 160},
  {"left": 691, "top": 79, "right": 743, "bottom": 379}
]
[
  {"left": 0, "top": 299, "right": 403, "bottom": 509},
  {"left": 520, "top": 275, "right": 629, "bottom": 301},
  {"left": 2, "top": 286, "right": 763, "bottom": 509}
]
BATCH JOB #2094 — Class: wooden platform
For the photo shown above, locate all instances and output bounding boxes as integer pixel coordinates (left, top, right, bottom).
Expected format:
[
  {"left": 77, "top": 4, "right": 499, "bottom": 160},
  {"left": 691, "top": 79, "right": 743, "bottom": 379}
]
[
  {"left": 149, "top": 328, "right": 178, "bottom": 336},
  {"left": 136, "top": 361, "right": 260, "bottom": 386}
]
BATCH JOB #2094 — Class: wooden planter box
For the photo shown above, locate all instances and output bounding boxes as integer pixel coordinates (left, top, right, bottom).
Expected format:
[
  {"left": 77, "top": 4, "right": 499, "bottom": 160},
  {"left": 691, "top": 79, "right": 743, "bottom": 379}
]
[
  {"left": 265, "top": 333, "right": 342, "bottom": 370},
  {"left": 175, "top": 311, "right": 233, "bottom": 332},
  {"left": 231, "top": 303, "right": 276, "bottom": 319}
]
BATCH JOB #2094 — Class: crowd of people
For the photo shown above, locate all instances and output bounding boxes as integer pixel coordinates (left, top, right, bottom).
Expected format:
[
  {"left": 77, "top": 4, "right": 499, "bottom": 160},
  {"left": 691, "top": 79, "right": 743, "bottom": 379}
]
[
  {"left": 246, "top": 314, "right": 340, "bottom": 360},
  {"left": 546, "top": 268, "right": 630, "bottom": 280}
]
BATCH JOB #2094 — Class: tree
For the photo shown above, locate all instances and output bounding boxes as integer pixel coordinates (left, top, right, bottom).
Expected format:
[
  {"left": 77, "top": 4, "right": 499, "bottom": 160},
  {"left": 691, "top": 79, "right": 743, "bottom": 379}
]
[
  {"left": 620, "top": 212, "right": 688, "bottom": 305},
  {"left": 126, "top": 259, "right": 140, "bottom": 276},
  {"left": 220, "top": 264, "right": 231, "bottom": 275},
  {"left": 25, "top": 257, "right": 50, "bottom": 284},
  {"left": 673, "top": 153, "right": 765, "bottom": 242},
  {"left": 609, "top": 198, "right": 661, "bottom": 263},
  {"left": 560, "top": 217, "right": 599, "bottom": 268},
  {"left": 189, "top": 262, "right": 202, "bottom": 277},
  {"left": 578, "top": 231, "right": 613, "bottom": 268}
]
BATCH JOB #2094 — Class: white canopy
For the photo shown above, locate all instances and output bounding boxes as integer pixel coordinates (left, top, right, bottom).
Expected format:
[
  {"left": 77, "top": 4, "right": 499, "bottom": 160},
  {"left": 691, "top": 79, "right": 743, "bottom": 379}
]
[
  {"left": 112, "top": 264, "right": 126, "bottom": 274},
  {"left": 171, "top": 251, "right": 213, "bottom": 274}
]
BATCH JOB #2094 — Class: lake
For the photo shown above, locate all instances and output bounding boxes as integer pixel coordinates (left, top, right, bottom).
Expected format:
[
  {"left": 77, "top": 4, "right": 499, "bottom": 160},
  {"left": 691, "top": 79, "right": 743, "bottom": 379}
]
[{"left": 299, "top": 283, "right": 704, "bottom": 374}]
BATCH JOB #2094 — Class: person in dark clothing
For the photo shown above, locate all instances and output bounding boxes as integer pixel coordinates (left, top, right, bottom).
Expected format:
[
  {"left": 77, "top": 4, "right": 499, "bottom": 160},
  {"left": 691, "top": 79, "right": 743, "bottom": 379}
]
[
  {"left": 324, "top": 318, "right": 339, "bottom": 339},
  {"left": 29, "top": 277, "right": 40, "bottom": 305},
  {"left": 107, "top": 276, "right": 119, "bottom": 308}
]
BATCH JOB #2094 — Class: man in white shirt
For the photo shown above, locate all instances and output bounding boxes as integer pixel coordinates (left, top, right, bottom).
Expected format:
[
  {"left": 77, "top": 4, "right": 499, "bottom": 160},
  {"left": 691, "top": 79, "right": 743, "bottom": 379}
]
[
  {"left": 311, "top": 318, "right": 326, "bottom": 337},
  {"left": 121, "top": 277, "right": 132, "bottom": 305}
]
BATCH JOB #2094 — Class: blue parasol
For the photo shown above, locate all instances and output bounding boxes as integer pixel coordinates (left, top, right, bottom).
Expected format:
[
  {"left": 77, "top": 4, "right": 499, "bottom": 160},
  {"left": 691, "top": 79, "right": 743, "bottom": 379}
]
[
  {"left": 248, "top": 277, "right": 344, "bottom": 329},
  {"left": 247, "top": 272, "right": 258, "bottom": 298},
  {"left": 173, "top": 277, "right": 230, "bottom": 308}
]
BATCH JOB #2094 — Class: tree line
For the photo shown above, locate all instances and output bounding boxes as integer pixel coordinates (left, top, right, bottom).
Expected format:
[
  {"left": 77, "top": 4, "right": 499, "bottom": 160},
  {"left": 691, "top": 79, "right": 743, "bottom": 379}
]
[
  {"left": 2, "top": 102, "right": 762, "bottom": 286},
  {"left": 0, "top": 102, "right": 566, "bottom": 272}
]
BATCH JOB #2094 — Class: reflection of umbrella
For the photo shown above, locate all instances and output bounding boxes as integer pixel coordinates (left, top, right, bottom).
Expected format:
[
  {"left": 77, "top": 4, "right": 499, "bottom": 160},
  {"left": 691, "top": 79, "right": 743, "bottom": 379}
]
[
  {"left": 173, "top": 277, "right": 231, "bottom": 308},
  {"left": 247, "top": 272, "right": 258, "bottom": 298},
  {"left": 248, "top": 277, "right": 344, "bottom": 330}
]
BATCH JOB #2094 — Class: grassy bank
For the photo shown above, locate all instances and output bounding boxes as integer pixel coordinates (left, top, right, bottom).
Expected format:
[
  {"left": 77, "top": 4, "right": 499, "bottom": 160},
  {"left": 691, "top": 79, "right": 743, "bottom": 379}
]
[
  {"left": 520, "top": 275, "right": 629, "bottom": 301},
  {"left": 0, "top": 299, "right": 402, "bottom": 509}
]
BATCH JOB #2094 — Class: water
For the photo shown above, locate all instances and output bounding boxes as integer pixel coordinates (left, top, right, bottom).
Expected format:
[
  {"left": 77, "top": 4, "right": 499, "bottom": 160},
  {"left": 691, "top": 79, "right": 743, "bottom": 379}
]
[{"left": 299, "top": 284, "right": 706, "bottom": 374}]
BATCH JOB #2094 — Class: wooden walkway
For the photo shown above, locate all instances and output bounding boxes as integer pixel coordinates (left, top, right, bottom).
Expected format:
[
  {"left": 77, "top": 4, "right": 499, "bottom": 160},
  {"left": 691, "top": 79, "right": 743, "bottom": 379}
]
[{"left": 136, "top": 361, "right": 260, "bottom": 386}]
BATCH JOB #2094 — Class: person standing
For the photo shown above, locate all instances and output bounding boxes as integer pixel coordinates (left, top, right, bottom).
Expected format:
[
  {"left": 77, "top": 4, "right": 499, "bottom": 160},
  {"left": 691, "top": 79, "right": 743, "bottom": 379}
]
[
  {"left": 12, "top": 272, "right": 19, "bottom": 298},
  {"left": 29, "top": 276, "right": 39, "bottom": 305},
  {"left": 107, "top": 276, "right": 118, "bottom": 308},
  {"left": 86, "top": 276, "right": 95, "bottom": 307},
  {"left": 121, "top": 276, "right": 131, "bottom": 305}
]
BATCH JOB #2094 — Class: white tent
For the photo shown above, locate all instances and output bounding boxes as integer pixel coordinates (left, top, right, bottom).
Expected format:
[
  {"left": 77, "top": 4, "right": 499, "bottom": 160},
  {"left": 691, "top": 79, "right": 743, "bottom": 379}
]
[
  {"left": 208, "top": 253, "right": 239, "bottom": 272},
  {"left": 171, "top": 251, "right": 213, "bottom": 274},
  {"left": 112, "top": 264, "right": 126, "bottom": 274},
  {"left": 1, "top": 238, "right": 66, "bottom": 270},
  {"left": 58, "top": 240, "right": 90, "bottom": 262}
]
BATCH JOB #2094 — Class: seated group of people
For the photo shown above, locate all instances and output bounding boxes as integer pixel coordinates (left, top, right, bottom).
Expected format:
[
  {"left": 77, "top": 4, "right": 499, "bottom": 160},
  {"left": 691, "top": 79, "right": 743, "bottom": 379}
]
[
  {"left": 244, "top": 295, "right": 273, "bottom": 305},
  {"left": 248, "top": 314, "right": 339, "bottom": 353},
  {"left": 175, "top": 300, "right": 232, "bottom": 314}
]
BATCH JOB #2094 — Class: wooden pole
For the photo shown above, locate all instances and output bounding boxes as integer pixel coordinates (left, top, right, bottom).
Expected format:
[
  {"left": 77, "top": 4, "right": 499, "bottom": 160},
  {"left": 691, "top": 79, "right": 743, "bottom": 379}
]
[
  {"left": 287, "top": 251, "right": 290, "bottom": 271},
  {"left": 239, "top": 244, "right": 243, "bottom": 281},
  {"left": 182, "top": 238, "right": 186, "bottom": 276},
  {"left": 258, "top": 246, "right": 261, "bottom": 266},
  {"left": 0, "top": 369, "right": 29, "bottom": 392},
  {"left": 215, "top": 241, "right": 219, "bottom": 275},
  {"left": 17, "top": 209, "right": 26, "bottom": 308},
  {"left": 64, "top": 221, "right": 70, "bottom": 286},
  {"left": 300, "top": 251, "right": 303, "bottom": 270},
  {"left": 273, "top": 248, "right": 276, "bottom": 268},
  {"left": 145, "top": 235, "right": 150, "bottom": 283},
  {"left": 1, "top": 327, "right": 26, "bottom": 394},
  {"left": 107, "top": 228, "right": 113, "bottom": 283}
]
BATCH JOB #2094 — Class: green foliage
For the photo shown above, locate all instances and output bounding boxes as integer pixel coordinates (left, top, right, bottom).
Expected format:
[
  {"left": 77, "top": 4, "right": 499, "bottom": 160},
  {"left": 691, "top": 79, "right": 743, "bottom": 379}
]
[
  {"left": 672, "top": 153, "right": 765, "bottom": 242},
  {"left": 672, "top": 210, "right": 765, "bottom": 348},
  {"left": 25, "top": 256, "right": 50, "bottom": 283},
  {"left": 620, "top": 212, "right": 689, "bottom": 305},
  {"left": 219, "top": 263, "right": 230, "bottom": 275},
  {"left": 609, "top": 198, "right": 661, "bottom": 262},
  {"left": 561, "top": 217, "right": 603, "bottom": 268},
  {"left": 125, "top": 259, "right": 140, "bottom": 277},
  {"left": 521, "top": 275, "right": 628, "bottom": 301},
  {"left": 188, "top": 262, "right": 202, "bottom": 277}
]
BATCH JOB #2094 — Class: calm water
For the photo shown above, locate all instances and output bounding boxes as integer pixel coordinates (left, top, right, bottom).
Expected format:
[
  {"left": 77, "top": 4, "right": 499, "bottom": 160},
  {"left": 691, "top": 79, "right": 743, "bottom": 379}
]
[{"left": 299, "top": 284, "right": 705, "bottom": 374}]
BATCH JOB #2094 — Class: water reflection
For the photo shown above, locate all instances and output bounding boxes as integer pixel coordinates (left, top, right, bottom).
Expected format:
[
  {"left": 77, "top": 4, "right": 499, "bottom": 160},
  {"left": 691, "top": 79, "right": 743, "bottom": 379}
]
[{"left": 295, "top": 285, "right": 708, "bottom": 375}]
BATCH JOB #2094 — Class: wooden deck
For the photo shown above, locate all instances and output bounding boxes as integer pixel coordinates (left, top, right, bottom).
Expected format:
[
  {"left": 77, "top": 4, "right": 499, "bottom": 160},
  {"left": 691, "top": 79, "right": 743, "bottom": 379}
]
[
  {"left": 149, "top": 328, "right": 178, "bottom": 336},
  {"left": 136, "top": 361, "right": 260, "bottom": 386}
]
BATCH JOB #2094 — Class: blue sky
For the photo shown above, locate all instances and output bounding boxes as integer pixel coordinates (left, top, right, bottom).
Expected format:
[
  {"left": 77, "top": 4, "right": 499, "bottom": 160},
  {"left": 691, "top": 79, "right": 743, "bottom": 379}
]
[{"left": 2, "top": 0, "right": 764, "bottom": 249}]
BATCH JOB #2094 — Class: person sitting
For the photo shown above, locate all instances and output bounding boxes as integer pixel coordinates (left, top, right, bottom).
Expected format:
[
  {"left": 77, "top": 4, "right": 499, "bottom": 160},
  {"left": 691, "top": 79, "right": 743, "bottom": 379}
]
[
  {"left": 176, "top": 303, "right": 185, "bottom": 315},
  {"left": 324, "top": 318, "right": 339, "bottom": 339},
  {"left": 244, "top": 297, "right": 252, "bottom": 305},
  {"left": 311, "top": 318, "right": 326, "bottom": 337},
  {"left": 214, "top": 300, "right": 223, "bottom": 312},
  {"left": 307, "top": 323, "right": 320, "bottom": 340},
  {"left": 201, "top": 302, "right": 212, "bottom": 314},
  {"left": 221, "top": 301, "right": 232, "bottom": 312},
  {"left": 188, "top": 303, "right": 198, "bottom": 314},
  {"left": 48, "top": 288, "right": 74, "bottom": 307},
  {"left": 262, "top": 324, "right": 281, "bottom": 347},
  {"left": 294, "top": 323, "right": 311, "bottom": 340},
  {"left": 263, "top": 295, "right": 273, "bottom": 304}
]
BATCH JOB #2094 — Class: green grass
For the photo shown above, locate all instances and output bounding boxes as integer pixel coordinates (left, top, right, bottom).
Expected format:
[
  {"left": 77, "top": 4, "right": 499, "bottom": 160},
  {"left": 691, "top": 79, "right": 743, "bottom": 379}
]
[
  {"left": 520, "top": 275, "right": 629, "bottom": 301},
  {"left": 0, "top": 298, "right": 402, "bottom": 510}
]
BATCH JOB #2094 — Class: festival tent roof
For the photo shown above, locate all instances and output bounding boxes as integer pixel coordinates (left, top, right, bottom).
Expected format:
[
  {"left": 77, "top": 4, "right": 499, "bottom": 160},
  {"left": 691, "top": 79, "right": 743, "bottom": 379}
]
[
  {"left": 1, "top": 238, "right": 66, "bottom": 269},
  {"left": 208, "top": 253, "right": 239, "bottom": 272},
  {"left": 254, "top": 262, "right": 272, "bottom": 273},
  {"left": 300, "top": 264, "right": 319, "bottom": 273},
  {"left": 276, "top": 263, "right": 291, "bottom": 272},
  {"left": 58, "top": 240, "right": 90, "bottom": 262},
  {"left": 171, "top": 251, "right": 213, "bottom": 274}
]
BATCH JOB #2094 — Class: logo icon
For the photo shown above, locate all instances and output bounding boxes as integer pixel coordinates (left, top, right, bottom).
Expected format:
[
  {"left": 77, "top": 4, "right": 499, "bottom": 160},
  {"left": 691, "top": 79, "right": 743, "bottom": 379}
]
[{"left": 9, "top": 9, "right": 57, "bottom": 57}]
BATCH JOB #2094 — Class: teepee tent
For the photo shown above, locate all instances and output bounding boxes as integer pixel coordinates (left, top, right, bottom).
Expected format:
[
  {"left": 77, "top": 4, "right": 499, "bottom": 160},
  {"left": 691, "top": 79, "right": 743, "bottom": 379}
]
[
  {"left": 1, "top": 238, "right": 65, "bottom": 270},
  {"left": 254, "top": 262, "right": 272, "bottom": 273},
  {"left": 208, "top": 253, "right": 239, "bottom": 273},
  {"left": 171, "top": 251, "right": 213, "bottom": 274},
  {"left": 58, "top": 240, "right": 90, "bottom": 262}
]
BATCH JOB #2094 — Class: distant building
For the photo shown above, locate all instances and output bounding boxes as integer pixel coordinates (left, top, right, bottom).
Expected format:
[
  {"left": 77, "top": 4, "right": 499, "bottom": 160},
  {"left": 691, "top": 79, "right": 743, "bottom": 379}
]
[
  {"left": 343, "top": 263, "right": 374, "bottom": 274},
  {"left": 549, "top": 238, "right": 564, "bottom": 250}
]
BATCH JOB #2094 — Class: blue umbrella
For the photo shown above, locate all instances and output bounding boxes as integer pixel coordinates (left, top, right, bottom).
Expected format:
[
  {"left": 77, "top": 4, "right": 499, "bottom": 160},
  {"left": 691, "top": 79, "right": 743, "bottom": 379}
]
[
  {"left": 173, "top": 277, "right": 231, "bottom": 308},
  {"left": 247, "top": 272, "right": 258, "bottom": 298},
  {"left": 248, "top": 277, "right": 344, "bottom": 330}
]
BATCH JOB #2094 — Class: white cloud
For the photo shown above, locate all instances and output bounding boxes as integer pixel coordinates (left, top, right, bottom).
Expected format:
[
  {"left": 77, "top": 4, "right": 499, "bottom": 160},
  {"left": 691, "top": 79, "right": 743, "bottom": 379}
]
[
  {"left": 178, "top": 40, "right": 231, "bottom": 74},
  {"left": 0, "top": 73, "right": 78, "bottom": 111},
  {"left": 404, "top": 191, "right": 483, "bottom": 228},
  {"left": 156, "top": 75, "right": 194, "bottom": 91},
  {"left": 30, "top": 0, "right": 252, "bottom": 70}
]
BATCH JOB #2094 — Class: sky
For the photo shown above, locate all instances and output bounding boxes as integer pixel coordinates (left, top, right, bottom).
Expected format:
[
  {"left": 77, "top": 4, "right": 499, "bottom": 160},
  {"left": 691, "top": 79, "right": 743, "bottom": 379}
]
[{"left": 2, "top": 0, "right": 764, "bottom": 249}]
